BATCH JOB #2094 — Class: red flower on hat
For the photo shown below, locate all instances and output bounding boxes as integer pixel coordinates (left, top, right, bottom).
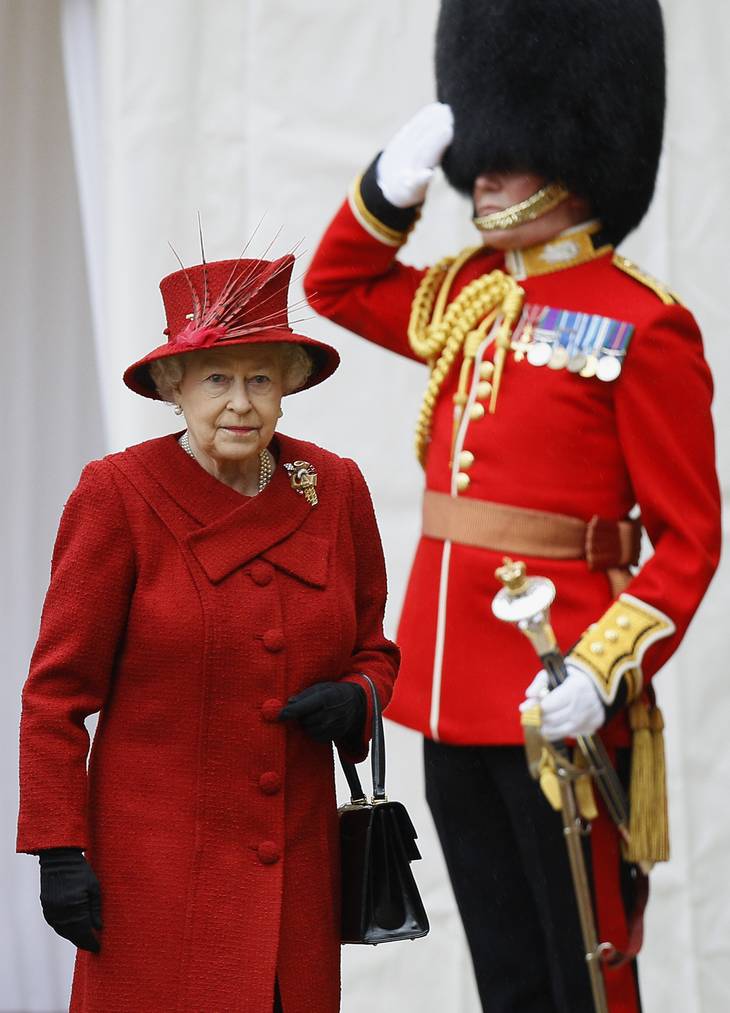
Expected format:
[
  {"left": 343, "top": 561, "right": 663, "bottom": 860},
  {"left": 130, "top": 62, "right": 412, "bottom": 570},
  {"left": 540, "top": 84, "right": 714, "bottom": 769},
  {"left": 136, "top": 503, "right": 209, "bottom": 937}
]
[{"left": 175, "top": 322, "right": 229, "bottom": 348}]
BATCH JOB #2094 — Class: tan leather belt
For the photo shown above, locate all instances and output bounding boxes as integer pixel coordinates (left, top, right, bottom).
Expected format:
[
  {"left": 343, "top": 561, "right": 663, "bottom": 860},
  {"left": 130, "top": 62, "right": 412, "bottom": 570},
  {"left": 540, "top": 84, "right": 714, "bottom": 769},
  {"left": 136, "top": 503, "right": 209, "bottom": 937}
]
[{"left": 422, "top": 490, "right": 641, "bottom": 571}]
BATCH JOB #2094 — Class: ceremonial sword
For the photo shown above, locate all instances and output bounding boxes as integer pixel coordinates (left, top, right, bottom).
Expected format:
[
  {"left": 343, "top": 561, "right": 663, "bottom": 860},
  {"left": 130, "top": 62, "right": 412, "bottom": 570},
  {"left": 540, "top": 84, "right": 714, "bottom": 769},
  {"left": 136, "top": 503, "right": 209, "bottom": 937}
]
[
  {"left": 492, "top": 557, "right": 628, "bottom": 1013},
  {"left": 492, "top": 558, "right": 630, "bottom": 841}
]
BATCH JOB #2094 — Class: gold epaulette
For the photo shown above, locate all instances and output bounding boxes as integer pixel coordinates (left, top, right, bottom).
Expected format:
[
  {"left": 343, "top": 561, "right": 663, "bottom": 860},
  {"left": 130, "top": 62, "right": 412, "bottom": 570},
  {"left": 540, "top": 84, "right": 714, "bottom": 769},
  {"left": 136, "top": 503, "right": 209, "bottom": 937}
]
[
  {"left": 613, "top": 253, "right": 684, "bottom": 307},
  {"left": 570, "top": 593, "right": 675, "bottom": 704},
  {"left": 347, "top": 174, "right": 415, "bottom": 248}
]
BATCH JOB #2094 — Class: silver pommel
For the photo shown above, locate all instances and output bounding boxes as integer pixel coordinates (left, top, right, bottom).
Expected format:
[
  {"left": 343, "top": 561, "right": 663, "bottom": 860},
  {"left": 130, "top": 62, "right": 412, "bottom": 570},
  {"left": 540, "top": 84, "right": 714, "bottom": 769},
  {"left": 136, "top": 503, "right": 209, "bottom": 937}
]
[{"left": 492, "top": 557, "right": 558, "bottom": 656}]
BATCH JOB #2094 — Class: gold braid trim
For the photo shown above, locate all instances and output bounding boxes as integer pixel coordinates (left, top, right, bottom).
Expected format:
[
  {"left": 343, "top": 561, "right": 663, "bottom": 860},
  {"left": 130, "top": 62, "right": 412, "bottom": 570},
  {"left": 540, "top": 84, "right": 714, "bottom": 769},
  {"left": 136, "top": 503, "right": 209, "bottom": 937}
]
[
  {"left": 348, "top": 174, "right": 413, "bottom": 247},
  {"left": 612, "top": 253, "right": 684, "bottom": 307},
  {"left": 408, "top": 249, "right": 525, "bottom": 466}
]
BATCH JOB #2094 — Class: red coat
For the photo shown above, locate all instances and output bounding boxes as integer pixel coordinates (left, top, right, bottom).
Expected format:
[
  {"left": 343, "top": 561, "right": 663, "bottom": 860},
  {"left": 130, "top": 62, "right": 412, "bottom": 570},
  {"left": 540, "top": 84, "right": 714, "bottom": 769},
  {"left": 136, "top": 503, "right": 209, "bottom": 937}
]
[
  {"left": 17, "top": 432, "right": 398, "bottom": 1013},
  {"left": 304, "top": 197, "right": 721, "bottom": 748}
]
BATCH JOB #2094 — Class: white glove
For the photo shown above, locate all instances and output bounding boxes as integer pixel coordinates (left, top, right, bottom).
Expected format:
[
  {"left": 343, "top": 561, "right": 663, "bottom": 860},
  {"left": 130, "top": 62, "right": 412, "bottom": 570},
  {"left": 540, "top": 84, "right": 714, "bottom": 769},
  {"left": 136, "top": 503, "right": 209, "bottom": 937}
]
[
  {"left": 376, "top": 102, "right": 454, "bottom": 208},
  {"left": 519, "top": 662, "right": 605, "bottom": 741}
]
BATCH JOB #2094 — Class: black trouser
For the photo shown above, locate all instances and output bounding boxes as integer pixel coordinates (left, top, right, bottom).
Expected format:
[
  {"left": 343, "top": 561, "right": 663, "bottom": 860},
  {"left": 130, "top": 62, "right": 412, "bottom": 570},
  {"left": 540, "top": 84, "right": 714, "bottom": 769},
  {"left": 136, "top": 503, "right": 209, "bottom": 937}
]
[
  {"left": 274, "top": 979, "right": 283, "bottom": 1012},
  {"left": 424, "top": 740, "right": 640, "bottom": 1013}
]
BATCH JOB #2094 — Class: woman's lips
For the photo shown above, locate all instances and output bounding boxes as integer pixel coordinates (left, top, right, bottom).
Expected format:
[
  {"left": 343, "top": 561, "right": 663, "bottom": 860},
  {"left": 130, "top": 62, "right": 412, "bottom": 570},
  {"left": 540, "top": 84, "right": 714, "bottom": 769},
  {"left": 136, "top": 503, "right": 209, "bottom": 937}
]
[{"left": 221, "top": 426, "right": 257, "bottom": 435}]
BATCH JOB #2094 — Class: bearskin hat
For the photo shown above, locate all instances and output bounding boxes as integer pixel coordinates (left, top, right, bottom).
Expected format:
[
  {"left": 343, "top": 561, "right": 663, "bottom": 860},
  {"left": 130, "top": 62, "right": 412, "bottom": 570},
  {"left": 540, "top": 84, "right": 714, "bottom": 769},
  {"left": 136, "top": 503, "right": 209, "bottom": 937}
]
[{"left": 435, "top": 0, "right": 665, "bottom": 244}]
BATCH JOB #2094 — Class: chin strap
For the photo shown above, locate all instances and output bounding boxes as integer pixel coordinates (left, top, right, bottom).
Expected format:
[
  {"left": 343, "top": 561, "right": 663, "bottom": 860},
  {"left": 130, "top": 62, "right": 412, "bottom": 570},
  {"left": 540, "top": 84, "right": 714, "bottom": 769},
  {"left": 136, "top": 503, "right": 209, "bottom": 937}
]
[{"left": 473, "top": 182, "right": 570, "bottom": 232}]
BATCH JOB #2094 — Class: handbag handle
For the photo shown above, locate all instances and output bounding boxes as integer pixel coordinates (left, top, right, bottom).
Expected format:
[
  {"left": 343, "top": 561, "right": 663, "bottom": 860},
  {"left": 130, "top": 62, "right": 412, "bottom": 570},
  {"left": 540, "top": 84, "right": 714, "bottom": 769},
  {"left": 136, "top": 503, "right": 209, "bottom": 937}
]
[{"left": 339, "top": 674, "right": 386, "bottom": 804}]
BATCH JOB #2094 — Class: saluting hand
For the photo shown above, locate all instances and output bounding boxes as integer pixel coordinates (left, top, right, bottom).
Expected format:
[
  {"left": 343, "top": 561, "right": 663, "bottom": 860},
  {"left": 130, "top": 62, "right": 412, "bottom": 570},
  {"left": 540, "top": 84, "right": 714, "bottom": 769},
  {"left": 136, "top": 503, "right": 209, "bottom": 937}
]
[
  {"left": 279, "top": 681, "right": 367, "bottom": 745},
  {"left": 39, "top": 847, "right": 102, "bottom": 953},
  {"left": 520, "top": 663, "right": 605, "bottom": 741},
  {"left": 376, "top": 102, "right": 454, "bottom": 208}
]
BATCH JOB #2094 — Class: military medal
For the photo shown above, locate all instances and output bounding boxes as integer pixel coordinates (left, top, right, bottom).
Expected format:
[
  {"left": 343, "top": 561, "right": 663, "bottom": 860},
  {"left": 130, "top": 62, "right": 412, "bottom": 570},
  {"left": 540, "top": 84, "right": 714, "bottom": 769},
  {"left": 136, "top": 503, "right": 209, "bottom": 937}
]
[
  {"left": 527, "top": 341, "right": 552, "bottom": 366},
  {"left": 548, "top": 311, "right": 572, "bottom": 369},
  {"left": 596, "top": 355, "right": 622, "bottom": 381},
  {"left": 526, "top": 306, "right": 559, "bottom": 366},
  {"left": 579, "top": 354, "right": 599, "bottom": 378},
  {"left": 517, "top": 302, "right": 634, "bottom": 382},
  {"left": 564, "top": 312, "right": 586, "bottom": 372},
  {"left": 575, "top": 314, "right": 603, "bottom": 378},
  {"left": 548, "top": 346, "right": 569, "bottom": 369},
  {"left": 596, "top": 319, "right": 632, "bottom": 381},
  {"left": 511, "top": 325, "right": 533, "bottom": 361},
  {"left": 510, "top": 304, "right": 543, "bottom": 362}
]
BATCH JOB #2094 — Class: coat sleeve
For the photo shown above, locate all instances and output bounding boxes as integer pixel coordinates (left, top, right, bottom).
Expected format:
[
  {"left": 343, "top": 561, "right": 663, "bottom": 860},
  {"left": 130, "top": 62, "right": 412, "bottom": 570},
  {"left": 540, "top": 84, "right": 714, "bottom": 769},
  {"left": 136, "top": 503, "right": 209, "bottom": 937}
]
[
  {"left": 17, "top": 460, "right": 136, "bottom": 853},
  {"left": 568, "top": 304, "right": 722, "bottom": 706},
  {"left": 338, "top": 458, "right": 400, "bottom": 761},
  {"left": 303, "top": 157, "right": 427, "bottom": 361}
]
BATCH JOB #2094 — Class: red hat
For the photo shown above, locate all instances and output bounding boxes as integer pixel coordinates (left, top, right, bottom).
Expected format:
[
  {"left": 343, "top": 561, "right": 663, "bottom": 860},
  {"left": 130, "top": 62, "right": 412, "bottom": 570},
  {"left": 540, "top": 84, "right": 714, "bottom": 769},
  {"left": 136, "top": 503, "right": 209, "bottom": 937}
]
[{"left": 124, "top": 253, "right": 339, "bottom": 399}]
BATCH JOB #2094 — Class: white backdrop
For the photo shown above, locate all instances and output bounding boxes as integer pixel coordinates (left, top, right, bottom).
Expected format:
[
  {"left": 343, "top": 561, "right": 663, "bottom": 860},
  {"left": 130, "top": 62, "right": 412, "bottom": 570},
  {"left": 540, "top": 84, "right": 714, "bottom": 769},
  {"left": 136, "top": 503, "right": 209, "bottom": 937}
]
[{"left": 3, "top": 1, "right": 729, "bottom": 1010}]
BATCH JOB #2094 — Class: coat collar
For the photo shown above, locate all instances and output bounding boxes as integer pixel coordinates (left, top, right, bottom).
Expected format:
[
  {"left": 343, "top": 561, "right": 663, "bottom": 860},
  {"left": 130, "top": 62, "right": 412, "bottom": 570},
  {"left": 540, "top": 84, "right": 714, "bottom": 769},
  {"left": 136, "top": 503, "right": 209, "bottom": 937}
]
[
  {"left": 127, "top": 432, "right": 329, "bottom": 585},
  {"left": 504, "top": 220, "right": 612, "bottom": 280}
]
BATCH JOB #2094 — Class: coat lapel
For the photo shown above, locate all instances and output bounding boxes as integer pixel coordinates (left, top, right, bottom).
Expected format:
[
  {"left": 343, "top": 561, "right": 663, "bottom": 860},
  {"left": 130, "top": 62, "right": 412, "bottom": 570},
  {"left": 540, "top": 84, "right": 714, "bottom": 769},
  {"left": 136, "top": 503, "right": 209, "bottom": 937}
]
[
  {"left": 262, "top": 530, "right": 330, "bottom": 588},
  {"left": 128, "top": 433, "right": 330, "bottom": 586},
  {"left": 186, "top": 467, "right": 325, "bottom": 584}
]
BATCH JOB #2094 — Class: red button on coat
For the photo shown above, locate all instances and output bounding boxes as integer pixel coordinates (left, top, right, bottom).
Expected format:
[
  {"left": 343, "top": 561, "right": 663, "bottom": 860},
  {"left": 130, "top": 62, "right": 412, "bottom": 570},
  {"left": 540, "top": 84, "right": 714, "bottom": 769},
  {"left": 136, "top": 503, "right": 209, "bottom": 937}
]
[
  {"left": 257, "top": 841, "right": 280, "bottom": 865},
  {"left": 259, "top": 771, "right": 282, "bottom": 795},
  {"left": 262, "top": 629, "right": 285, "bottom": 653},
  {"left": 250, "top": 561, "right": 273, "bottom": 587},
  {"left": 261, "top": 698, "right": 282, "bottom": 722}
]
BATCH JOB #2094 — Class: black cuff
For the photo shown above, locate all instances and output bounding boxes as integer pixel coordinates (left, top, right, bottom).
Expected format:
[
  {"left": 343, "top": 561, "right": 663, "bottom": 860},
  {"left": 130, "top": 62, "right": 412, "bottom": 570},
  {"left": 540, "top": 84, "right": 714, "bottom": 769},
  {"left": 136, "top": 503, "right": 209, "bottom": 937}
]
[
  {"left": 38, "top": 847, "right": 85, "bottom": 868},
  {"left": 602, "top": 678, "right": 629, "bottom": 728},
  {"left": 359, "top": 154, "right": 421, "bottom": 233}
]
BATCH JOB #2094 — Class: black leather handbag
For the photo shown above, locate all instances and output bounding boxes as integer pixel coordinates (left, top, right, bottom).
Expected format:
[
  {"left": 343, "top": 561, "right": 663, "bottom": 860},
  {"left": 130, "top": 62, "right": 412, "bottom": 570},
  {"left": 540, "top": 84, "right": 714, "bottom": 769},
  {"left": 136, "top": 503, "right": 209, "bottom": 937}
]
[{"left": 338, "top": 675, "right": 430, "bottom": 945}]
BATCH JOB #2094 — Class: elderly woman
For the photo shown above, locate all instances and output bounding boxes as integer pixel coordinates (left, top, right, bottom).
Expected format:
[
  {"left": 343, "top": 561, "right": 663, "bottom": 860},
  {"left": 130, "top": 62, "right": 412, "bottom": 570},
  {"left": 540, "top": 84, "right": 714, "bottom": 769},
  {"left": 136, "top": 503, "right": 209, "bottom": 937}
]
[{"left": 17, "top": 253, "right": 399, "bottom": 1013}]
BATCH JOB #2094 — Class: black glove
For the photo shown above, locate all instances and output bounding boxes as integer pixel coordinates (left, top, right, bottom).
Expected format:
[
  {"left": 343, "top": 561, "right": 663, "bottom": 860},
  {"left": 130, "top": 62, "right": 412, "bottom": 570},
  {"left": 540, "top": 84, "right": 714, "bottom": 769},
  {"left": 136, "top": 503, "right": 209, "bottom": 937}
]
[
  {"left": 39, "top": 847, "right": 102, "bottom": 953},
  {"left": 279, "top": 681, "right": 367, "bottom": 745}
]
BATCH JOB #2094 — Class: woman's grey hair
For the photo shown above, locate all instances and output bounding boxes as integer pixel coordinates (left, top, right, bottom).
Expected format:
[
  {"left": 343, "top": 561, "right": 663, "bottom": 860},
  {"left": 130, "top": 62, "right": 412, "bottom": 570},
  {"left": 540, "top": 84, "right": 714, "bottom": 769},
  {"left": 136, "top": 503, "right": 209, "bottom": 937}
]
[{"left": 148, "top": 342, "right": 314, "bottom": 403}]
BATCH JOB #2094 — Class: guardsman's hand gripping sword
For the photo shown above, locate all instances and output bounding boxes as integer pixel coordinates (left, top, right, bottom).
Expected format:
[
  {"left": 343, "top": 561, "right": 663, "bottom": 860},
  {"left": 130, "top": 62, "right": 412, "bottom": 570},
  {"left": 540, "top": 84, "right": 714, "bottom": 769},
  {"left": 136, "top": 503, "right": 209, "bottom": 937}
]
[{"left": 492, "top": 557, "right": 629, "bottom": 1013}]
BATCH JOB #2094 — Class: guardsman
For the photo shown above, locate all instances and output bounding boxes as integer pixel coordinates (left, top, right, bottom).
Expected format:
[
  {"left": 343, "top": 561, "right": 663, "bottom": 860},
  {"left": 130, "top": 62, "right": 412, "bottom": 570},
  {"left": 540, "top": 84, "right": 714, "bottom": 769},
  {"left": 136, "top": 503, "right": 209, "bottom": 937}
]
[{"left": 304, "top": 1, "right": 721, "bottom": 1009}]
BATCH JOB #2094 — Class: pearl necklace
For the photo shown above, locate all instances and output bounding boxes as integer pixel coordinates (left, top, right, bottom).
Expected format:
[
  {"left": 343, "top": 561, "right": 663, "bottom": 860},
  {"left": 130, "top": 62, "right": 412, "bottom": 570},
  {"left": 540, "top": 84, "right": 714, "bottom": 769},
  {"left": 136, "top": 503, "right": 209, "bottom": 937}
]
[{"left": 179, "top": 431, "right": 273, "bottom": 493}]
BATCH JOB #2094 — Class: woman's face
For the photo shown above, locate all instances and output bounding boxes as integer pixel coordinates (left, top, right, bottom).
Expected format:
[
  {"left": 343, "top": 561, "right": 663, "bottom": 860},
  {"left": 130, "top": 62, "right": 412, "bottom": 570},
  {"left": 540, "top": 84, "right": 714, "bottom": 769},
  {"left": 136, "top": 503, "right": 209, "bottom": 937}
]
[{"left": 176, "top": 345, "right": 284, "bottom": 466}]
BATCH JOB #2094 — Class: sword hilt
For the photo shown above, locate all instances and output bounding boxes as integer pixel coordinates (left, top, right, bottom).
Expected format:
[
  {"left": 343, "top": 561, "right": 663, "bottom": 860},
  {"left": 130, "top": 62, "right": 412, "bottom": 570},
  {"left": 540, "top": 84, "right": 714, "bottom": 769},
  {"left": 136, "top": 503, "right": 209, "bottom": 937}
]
[
  {"left": 492, "top": 557, "right": 631, "bottom": 835},
  {"left": 492, "top": 557, "right": 559, "bottom": 656}
]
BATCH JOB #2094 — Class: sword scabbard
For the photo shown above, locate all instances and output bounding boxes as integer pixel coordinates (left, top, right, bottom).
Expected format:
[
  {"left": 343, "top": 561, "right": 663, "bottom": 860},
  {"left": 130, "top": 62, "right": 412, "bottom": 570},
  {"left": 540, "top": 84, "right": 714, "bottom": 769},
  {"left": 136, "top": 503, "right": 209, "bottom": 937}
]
[{"left": 492, "top": 558, "right": 616, "bottom": 1013}]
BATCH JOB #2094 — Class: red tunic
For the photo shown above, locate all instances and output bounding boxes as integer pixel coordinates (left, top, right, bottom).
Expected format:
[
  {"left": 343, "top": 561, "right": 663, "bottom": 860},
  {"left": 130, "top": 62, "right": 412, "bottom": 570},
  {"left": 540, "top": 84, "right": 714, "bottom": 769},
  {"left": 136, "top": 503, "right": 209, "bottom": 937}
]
[
  {"left": 304, "top": 198, "right": 721, "bottom": 747},
  {"left": 17, "top": 431, "right": 399, "bottom": 1013},
  {"left": 304, "top": 197, "right": 721, "bottom": 1013}
]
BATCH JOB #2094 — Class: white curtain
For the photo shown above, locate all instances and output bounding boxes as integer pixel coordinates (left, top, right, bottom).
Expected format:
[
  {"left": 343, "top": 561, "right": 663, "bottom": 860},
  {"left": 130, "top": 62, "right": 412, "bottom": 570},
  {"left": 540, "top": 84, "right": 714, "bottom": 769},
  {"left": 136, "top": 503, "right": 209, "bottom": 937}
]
[
  {"left": 3, "top": 0, "right": 728, "bottom": 1009},
  {"left": 1, "top": 1, "right": 102, "bottom": 1007}
]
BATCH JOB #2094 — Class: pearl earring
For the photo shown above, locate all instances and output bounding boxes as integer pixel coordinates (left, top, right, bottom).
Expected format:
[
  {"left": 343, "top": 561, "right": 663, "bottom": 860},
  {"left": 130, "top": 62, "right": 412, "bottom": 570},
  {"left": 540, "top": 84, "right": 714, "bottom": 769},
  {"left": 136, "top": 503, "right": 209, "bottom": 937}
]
[{"left": 174, "top": 404, "right": 184, "bottom": 416}]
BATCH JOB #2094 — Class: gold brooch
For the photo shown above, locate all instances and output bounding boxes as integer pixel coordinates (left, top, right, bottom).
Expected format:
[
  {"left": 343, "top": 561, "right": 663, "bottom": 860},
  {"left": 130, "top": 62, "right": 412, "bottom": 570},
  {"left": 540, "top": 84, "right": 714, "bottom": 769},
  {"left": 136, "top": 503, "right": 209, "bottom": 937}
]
[{"left": 284, "top": 460, "right": 318, "bottom": 506}]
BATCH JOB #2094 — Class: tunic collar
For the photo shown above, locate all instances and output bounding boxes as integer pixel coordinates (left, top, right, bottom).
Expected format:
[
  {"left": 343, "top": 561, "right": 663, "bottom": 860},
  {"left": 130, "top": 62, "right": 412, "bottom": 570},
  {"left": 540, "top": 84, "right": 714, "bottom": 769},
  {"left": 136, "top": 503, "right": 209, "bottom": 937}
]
[{"left": 505, "top": 220, "right": 612, "bottom": 280}]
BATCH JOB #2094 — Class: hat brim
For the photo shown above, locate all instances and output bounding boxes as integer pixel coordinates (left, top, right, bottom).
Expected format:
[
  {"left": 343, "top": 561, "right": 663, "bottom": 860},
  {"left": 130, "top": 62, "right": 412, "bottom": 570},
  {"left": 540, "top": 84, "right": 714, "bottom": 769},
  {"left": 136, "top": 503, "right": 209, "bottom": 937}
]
[{"left": 123, "top": 327, "right": 340, "bottom": 400}]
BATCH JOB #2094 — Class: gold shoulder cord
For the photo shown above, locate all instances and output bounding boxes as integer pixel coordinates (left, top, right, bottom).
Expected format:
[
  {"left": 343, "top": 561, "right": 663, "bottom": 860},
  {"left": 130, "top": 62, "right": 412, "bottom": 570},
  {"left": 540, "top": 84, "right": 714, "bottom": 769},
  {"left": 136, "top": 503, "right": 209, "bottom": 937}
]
[
  {"left": 612, "top": 254, "right": 684, "bottom": 307},
  {"left": 408, "top": 248, "right": 525, "bottom": 466}
]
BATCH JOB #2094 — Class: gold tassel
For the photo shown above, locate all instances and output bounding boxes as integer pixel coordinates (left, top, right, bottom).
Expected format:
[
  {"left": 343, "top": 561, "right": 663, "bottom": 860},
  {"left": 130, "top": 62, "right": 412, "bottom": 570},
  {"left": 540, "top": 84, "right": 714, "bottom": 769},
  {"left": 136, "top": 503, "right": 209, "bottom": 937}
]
[
  {"left": 573, "top": 747, "right": 599, "bottom": 822},
  {"left": 538, "top": 748, "right": 563, "bottom": 812},
  {"left": 624, "top": 698, "right": 670, "bottom": 865},
  {"left": 649, "top": 706, "right": 670, "bottom": 862},
  {"left": 625, "top": 699, "right": 653, "bottom": 864}
]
